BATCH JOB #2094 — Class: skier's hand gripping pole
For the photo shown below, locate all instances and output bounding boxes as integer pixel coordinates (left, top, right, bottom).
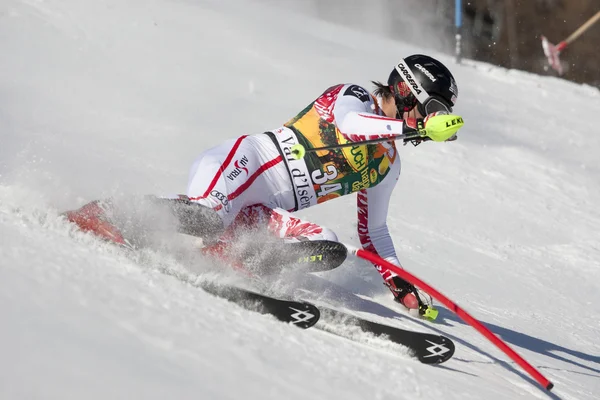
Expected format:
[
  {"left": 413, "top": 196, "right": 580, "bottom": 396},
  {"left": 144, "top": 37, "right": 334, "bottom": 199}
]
[{"left": 290, "top": 114, "right": 464, "bottom": 160}]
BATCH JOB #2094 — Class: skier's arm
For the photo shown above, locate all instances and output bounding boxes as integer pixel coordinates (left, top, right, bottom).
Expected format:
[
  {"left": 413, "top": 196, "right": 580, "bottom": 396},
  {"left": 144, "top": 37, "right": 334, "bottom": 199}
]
[
  {"left": 338, "top": 111, "right": 407, "bottom": 142},
  {"left": 333, "top": 91, "right": 407, "bottom": 142},
  {"left": 334, "top": 89, "right": 459, "bottom": 143}
]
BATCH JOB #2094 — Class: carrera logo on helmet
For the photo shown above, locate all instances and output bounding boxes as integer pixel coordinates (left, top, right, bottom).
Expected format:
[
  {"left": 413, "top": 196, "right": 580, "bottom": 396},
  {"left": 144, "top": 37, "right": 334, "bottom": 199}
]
[
  {"left": 397, "top": 63, "right": 422, "bottom": 95},
  {"left": 414, "top": 63, "right": 436, "bottom": 82}
]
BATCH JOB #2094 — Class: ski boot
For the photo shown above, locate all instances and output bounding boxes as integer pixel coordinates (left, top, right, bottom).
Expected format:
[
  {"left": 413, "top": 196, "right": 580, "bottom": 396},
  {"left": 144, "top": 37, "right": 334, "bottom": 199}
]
[
  {"left": 386, "top": 276, "right": 439, "bottom": 321},
  {"left": 63, "top": 200, "right": 130, "bottom": 247}
]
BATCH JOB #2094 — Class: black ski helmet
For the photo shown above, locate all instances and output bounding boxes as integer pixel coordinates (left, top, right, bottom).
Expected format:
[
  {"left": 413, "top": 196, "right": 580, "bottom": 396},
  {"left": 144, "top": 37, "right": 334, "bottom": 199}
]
[{"left": 387, "top": 54, "right": 458, "bottom": 118}]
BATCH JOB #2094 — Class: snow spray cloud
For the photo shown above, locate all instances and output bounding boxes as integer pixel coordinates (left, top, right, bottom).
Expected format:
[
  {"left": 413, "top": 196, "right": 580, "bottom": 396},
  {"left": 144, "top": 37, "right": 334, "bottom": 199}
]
[{"left": 252, "top": 0, "right": 454, "bottom": 54}]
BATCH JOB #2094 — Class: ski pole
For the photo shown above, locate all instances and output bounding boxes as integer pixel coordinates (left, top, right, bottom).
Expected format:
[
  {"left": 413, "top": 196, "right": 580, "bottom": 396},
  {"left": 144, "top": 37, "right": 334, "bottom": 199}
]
[
  {"left": 290, "top": 132, "right": 420, "bottom": 160},
  {"left": 344, "top": 243, "right": 555, "bottom": 391},
  {"left": 290, "top": 114, "right": 464, "bottom": 160},
  {"left": 541, "top": 11, "right": 600, "bottom": 74},
  {"left": 561, "top": 11, "right": 600, "bottom": 49}
]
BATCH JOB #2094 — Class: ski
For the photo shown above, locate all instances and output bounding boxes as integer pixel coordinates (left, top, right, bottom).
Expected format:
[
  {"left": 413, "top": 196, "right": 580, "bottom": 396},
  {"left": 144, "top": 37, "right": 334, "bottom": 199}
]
[
  {"left": 146, "top": 260, "right": 455, "bottom": 361},
  {"left": 201, "top": 285, "right": 454, "bottom": 363},
  {"left": 317, "top": 306, "right": 455, "bottom": 364},
  {"left": 284, "top": 240, "right": 348, "bottom": 272},
  {"left": 200, "top": 283, "right": 320, "bottom": 329},
  {"left": 241, "top": 239, "right": 348, "bottom": 273}
]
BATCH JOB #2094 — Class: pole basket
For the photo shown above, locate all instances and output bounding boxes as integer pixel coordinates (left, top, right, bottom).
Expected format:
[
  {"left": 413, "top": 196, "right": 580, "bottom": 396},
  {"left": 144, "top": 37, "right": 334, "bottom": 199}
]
[{"left": 541, "top": 35, "right": 567, "bottom": 75}]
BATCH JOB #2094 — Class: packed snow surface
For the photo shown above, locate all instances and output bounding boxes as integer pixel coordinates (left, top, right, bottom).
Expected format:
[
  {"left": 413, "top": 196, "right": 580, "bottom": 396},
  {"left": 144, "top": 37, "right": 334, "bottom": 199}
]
[{"left": 1, "top": 0, "right": 599, "bottom": 399}]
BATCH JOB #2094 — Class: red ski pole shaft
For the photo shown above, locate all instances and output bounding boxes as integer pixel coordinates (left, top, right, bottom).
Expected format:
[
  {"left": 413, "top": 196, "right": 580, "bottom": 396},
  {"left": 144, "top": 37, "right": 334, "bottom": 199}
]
[{"left": 345, "top": 244, "right": 554, "bottom": 391}]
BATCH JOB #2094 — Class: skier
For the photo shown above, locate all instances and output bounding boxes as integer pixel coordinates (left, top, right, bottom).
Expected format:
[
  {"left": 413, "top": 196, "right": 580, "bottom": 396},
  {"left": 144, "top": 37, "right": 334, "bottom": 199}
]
[{"left": 65, "top": 54, "right": 461, "bottom": 311}]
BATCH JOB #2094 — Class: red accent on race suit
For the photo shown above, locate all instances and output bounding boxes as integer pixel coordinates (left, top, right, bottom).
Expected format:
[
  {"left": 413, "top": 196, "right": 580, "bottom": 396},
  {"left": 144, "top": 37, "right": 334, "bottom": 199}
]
[
  {"left": 193, "top": 135, "right": 249, "bottom": 200},
  {"left": 209, "top": 156, "right": 283, "bottom": 212},
  {"left": 357, "top": 189, "right": 395, "bottom": 281},
  {"left": 224, "top": 204, "right": 322, "bottom": 240},
  {"left": 357, "top": 190, "right": 376, "bottom": 253},
  {"left": 234, "top": 159, "right": 249, "bottom": 175},
  {"left": 314, "top": 84, "right": 344, "bottom": 123},
  {"left": 227, "top": 156, "right": 283, "bottom": 201},
  {"left": 202, "top": 204, "right": 325, "bottom": 263},
  {"left": 354, "top": 113, "right": 398, "bottom": 122},
  {"left": 270, "top": 209, "right": 323, "bottom": 239}
]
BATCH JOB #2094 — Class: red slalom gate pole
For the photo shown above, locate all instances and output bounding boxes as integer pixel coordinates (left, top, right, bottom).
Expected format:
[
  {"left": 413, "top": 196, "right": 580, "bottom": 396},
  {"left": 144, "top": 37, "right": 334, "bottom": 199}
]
[{"left": 347, "top": 245, "right": 554, "bottom": 391}]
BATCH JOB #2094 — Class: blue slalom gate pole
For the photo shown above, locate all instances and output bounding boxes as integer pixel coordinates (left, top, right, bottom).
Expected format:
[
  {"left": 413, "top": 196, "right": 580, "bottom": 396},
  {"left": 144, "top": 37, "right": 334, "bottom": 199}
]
[{"left": 455, "top": 0, "right": 462, "bottom": 63}]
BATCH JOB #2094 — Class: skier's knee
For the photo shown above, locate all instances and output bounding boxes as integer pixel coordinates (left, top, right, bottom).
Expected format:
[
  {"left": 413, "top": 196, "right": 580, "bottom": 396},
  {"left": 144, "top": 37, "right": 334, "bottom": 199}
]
[
  {"left": 320, "top": 226, "right": 338, "bottom": 242},
  {"left": 152, "top": 195, "right": 224, "bottom": 240}
]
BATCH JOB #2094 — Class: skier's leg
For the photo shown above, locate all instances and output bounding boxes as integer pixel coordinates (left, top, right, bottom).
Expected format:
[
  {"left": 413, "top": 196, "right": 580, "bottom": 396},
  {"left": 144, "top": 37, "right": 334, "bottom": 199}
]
[
  {"left": 149, "top": 195, "right": 223, "bottom": 240},
  {"left": 64, "top": 134, "right": 290, "bottom": 246},
  {"left": 201, "top": 204, "right": 339, "bottom": 272},
  {"left": 62, "top": 194, "right": 224, "bottom": 247},
  {"left": 266, "top": 207, "right": 338, "bottom": 242},
  {"left": 185, "top": 135, "right": 290, "bottom": 229},
  {"left": 357, "top": 189, "right": 419, "bottom": 310},
  {"left": 62, "top": 139, "right": 241, "bottom": 246},
  {"left": 200, "top": 205, "right": 272, "bottom": 269}
]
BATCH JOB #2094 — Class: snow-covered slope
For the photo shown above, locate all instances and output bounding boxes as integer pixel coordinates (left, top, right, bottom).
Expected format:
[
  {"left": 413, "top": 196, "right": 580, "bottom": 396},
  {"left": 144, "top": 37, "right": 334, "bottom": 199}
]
[{"left": 1, "top": 0, "right": 599, "bottom": 399}]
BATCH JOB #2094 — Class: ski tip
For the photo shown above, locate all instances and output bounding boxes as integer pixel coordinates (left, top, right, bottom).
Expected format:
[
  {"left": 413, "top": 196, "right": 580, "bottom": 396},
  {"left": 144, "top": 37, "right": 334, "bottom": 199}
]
[
  {"left": 417, "top": 336, "right": 455, "bottom": 364},
  {"left": 285, "top": 302, "right": 321, "bottom": 329},
  {"left": 546, "top": 382, "right": 554, "bottom": 391}
]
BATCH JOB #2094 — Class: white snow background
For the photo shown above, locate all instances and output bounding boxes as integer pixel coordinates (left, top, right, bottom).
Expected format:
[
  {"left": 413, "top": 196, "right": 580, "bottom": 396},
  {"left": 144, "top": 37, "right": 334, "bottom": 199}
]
[{"left": 1, "top": 0, "right": 599, "bottom": 399}]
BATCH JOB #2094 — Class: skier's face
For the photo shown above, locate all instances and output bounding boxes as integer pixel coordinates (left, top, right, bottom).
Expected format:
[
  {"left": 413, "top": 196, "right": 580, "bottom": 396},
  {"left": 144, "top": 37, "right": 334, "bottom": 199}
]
[
  {"left": 403, "top": 105, "right": 424, "bottom": 120},
  {"left": 385, "top": 95, "right": 423, "bottom": 120},
  {"left": 381, "top": 95, "right": 399, "bottom": 119}
]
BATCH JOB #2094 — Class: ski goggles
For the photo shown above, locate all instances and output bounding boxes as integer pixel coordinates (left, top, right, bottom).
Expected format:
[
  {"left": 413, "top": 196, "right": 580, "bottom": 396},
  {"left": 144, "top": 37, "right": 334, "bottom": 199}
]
[
  {"left": 391, "top": 82, "right": 452, "bottom": 117},
  {"left": 391, "top": 81, "right": 418, "bottom": 116},
  {"left": 417, "top": 95, "right": 453, "bottom": 116}
]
